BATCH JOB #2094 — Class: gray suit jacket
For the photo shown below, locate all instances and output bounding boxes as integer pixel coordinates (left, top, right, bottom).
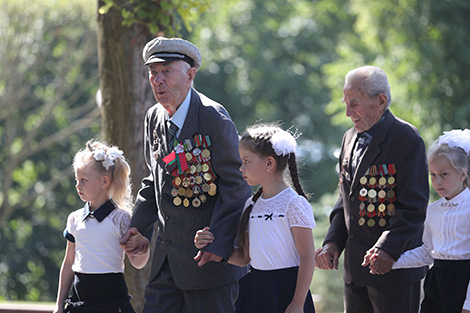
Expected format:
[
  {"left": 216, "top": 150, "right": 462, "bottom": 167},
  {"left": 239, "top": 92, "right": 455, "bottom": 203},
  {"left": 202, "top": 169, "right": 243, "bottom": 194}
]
[
  {"left": 324, "top": 111, "right": 429, "bottom": 286},
  {"left": 131, "top": 89, "right": 251, "bottom": 290}
]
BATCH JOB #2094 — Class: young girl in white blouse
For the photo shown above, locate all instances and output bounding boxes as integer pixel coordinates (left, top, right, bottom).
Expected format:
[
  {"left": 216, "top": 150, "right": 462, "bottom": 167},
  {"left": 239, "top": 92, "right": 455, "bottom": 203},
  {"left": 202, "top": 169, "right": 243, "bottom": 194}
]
[
  {"left": 381, "top": 129, "right": 470, "bottom": 313},
  {"left": 195, "top": 124, "right": 316, "bottom": 313},
  {"left": 54, "top": 140, "right": 149, "bottom": 313}
]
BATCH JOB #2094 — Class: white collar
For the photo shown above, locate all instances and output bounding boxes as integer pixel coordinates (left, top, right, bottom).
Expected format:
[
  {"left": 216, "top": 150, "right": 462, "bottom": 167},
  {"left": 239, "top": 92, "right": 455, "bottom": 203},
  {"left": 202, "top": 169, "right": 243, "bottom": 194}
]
[{"left": 169, "top": 89, "right": 191, "bottom": 134}]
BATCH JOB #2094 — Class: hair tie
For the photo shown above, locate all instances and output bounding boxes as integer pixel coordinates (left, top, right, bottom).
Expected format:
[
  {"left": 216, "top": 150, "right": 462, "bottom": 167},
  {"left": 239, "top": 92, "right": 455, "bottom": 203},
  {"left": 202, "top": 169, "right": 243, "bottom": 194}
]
[
  {"left": 270, "top": 130, "right": 298, "bottom": 156},
  {"left": 93, "top": 147, "right": 124, "bottom": 170},
  {"left": 438, "top": 129, "right": 470, "bottom": 156}
]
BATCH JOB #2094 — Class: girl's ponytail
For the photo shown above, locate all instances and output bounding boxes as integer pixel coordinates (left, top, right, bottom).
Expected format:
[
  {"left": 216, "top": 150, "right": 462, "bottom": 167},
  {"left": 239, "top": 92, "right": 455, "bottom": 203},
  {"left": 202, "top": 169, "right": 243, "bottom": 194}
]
[{"left": 237, "top": 188, "right": 263, "bottom": 258}]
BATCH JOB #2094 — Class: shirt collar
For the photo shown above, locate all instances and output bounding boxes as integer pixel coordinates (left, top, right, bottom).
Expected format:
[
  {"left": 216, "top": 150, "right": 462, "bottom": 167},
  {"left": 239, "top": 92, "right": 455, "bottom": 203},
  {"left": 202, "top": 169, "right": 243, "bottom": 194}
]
[
  {"left": 443, "top": 187, "right": 470, "bottom": 207},
  {"left": 169, "top": 89, "right": 191, "bottom": 136},
  {"left": 81, "top": 199, "right": 116, "bottom": 222}
]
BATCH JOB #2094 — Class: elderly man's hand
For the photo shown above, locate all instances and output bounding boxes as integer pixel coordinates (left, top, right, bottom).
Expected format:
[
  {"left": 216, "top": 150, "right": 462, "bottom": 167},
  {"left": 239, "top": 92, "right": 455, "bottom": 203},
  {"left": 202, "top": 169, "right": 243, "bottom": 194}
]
[
  {"left": 362, "top": 247, "right": 395, "bottom": 274},
  {"left": 315, "top": 243, "right": 340, "bottom": 270}
]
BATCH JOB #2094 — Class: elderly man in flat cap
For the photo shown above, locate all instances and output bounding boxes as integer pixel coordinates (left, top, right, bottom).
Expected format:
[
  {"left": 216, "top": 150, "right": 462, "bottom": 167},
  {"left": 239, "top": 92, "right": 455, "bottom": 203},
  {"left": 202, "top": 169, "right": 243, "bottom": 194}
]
[{"left": 120, "top": 37, "right": 251, "bottom": 313}]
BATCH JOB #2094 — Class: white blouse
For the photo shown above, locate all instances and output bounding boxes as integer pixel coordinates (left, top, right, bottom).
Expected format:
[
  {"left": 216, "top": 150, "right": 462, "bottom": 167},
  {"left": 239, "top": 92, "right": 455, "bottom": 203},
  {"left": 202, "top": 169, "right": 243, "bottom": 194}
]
[
  {"left": 247, "top": 188, "right": 316, "bottom": 271},
  {"left": 393, "top": 187, "right": 470, "bottom": 310},
  {"left": 65, "top": 201, "right": 131, "bottom": 274}
]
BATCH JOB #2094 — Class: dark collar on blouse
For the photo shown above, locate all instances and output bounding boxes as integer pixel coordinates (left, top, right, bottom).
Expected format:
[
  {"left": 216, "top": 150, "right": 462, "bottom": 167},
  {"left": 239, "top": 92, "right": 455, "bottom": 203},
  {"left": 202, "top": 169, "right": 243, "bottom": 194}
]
[{"left": 81, "top": 199, "right": 116, "bottom": 222}]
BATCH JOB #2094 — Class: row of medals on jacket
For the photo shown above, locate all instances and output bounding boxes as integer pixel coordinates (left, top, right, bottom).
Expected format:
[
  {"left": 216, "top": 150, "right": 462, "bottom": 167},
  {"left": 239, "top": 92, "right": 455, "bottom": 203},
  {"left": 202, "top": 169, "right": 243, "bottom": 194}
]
[
  {"left": 170, "top": 147, "right": 217, "bottom": 208},
  {"left": 358, "top": 170, "right": 396, "bottom": 227}
]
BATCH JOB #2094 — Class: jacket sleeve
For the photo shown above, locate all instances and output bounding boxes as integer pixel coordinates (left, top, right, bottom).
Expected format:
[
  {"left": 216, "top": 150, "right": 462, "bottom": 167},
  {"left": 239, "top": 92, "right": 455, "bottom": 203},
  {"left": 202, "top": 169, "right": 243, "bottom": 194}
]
[
  {"left": 130, "top": 108, "right": 159, "bottom": 237},
  {"left": 201, "top": 108, "right": 252, "bottom": 260},
  {"left": 374, "top": 127, "right": 429, "bottom": 259}
]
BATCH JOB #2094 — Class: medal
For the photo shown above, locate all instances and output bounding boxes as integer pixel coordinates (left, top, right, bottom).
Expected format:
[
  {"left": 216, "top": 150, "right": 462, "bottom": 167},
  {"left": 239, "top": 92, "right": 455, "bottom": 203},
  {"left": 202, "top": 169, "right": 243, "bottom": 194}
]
[
  {"left": 388, "top": 176, "right": 395, "bottom": 185},
  {"left": 360, "top": 188, "right": 368, "bottom": 197},
  {"left": 192, "top": 198, "right": 201, "bottom": 208},
  {"left": 208, "top": 189, "right": 216, "bottom": 196},
  {"left": 196, "top": 175, "right": 203, "bottom": 184},
  {"left": 209, "top": 183, "right": 217, "bottom": 193},
  {"left": 378, "top": 190, "right": 386, "bottom": 199},
  {"left": 173, "top": 196, "right": 182, "bottom": 206},
  {"left": 358, "top": 217, "right": 365, "bottom": 226},
  {"left": 367, "top": 219, "right": 375, "bottom": 227},
  {"left": 171, "top": 188, "right": 178, "bottom": 197},
  {"left": 202, "top": 184, "right": 210, "bottom": 192},
  {"left": 183, "top": 198, "right": 190, "bottom": 207},
  {"left": 177, "top": 187, "right": 185, "bottom": 196},
  {"left": 369, "top": 177, "right": 377, "bottom": 187},
  {"left": 204, "top": 172, "right": 212, "bottom": 182},
  {"left": 202, "top": 149, "right": 210, "bottom": 159},
  {"left": 368, "top": 189, "right": 377, "bottom": 199},
  {"left": 182, "top": 177, "right": 190, "bottom": 188},
  {"left": 379, "top": 218, "right": 387, "bottom": 227},
  {"left": 359, "top": 202, "right": 366, "bottom": 210},
  {"left": 190, "top": 165, "right": 197, "bottom": 174},
  {"left": 185, "top": 189, "right": 194, "bottom": 198},
  {"left": 378, "top": 204, "right": 386, "bottom": 212},
  {"left": 202, "top": 164, "right": 209, "bottom": 172},
  {"left": 360, "top": 176, "right": 368, "bottom": 185},
  {"left": 367, "top": 204, "right": 375, "bottom": 213},
  {"left": 174, "top": 176, "right": 182, "bottom": 187},
  {"left": 199, "top": 194, "right": 207, "bottom": 203},
  {"left": 378, "top": 177, "right": 387, "bottom": 186},
  {"left": 185, "top": 152, "right": 192, "bottom": 161}
]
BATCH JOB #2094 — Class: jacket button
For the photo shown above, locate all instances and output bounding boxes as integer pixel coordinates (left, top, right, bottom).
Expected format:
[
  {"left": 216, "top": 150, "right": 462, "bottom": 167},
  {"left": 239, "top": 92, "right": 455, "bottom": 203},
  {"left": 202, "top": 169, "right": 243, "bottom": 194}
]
[
  {"left": 351, "top": 196, "right": 356, "bottom": 202},
  {"left": 165, "top": 239, "right": 171, "bottom": 245},
  {"left": 349, "top": 234, "right": 355, "bottom": 240},
  {"left": 350, "top": 215, "right": 355, "bottom": 220}
]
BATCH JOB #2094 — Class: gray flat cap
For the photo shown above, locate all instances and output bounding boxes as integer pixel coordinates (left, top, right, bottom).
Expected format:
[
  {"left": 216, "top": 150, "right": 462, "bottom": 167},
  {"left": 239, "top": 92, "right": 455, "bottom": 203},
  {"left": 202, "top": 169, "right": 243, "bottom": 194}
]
[{"left": 142, "top": 37, "right": 202, "bottom": 70}]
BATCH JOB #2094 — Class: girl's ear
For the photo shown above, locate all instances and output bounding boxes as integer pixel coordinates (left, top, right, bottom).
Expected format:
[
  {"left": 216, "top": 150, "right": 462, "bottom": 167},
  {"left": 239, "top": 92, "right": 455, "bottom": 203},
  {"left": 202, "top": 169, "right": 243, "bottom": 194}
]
[
  {"left": 460, "top": 169, "right": 468, "bottom": 182},
  {"left": 102, "top": 175, "right": 111, "bottom": 189},
  {"left": 266, "top": 156, "right": 276, "bottom": 172}
]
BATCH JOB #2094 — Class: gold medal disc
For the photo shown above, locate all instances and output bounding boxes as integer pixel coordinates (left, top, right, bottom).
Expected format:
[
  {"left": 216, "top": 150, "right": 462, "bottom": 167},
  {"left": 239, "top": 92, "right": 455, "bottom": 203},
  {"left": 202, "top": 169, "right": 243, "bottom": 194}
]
[
  {"left": 367, "top": 204, "right": 375, "bottom": 213},
  {"left": 388, "top": 176, "right": 395, "bottom": 185},
  {"left": 367, "top": 219, "right": 376, "bottom": 227},
  {"left": 173, "top": 197, "right": 182, "bottom": 206},
  {"left": 378, "top": 177, "right": 387, "bottom": 186},
  {"left": 183, "top": 198, "right": 190, "bottom": 207},
  {"left": 358, "top": 217, "right": 366, "bottom": 226},
  {"left": 360, "top": 176, "right": 368, "bottom": 185},
  {"left": 368, "top": 189, "right": 377, "bottom": 198}
]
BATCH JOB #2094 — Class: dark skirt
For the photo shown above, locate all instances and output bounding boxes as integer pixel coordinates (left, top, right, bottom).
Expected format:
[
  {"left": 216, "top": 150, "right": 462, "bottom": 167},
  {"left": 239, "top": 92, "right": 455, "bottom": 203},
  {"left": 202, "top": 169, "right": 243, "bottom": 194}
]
[
  {"left": 65, "top": 272, "right": 136, "bottom": 313},
  {"left": 235, "top": 266, "right": 315, "bottom": 313},
  {"left": 421, "top": 259, "right": 470, "bottom": 313}
]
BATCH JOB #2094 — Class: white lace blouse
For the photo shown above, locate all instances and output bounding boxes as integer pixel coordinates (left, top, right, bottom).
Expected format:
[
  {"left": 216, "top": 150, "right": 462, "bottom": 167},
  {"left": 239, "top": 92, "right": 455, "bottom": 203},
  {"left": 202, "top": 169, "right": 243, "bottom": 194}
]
[{"left": 247, "top": 188, "right": 315, "bottom": 271}]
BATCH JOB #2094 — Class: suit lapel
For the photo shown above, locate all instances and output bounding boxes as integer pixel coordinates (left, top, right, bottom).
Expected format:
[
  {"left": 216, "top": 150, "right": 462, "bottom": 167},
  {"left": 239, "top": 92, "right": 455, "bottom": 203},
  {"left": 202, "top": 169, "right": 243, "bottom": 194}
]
[{"left": 350, "top": 111, "right": 394, "bottom": 193}]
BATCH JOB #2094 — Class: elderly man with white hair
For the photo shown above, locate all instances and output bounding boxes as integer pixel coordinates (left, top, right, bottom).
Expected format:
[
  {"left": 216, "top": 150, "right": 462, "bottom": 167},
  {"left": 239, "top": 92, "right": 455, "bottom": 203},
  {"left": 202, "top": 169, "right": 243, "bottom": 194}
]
[{"left": 316, "top": 66, "right": 429, "bottom": 313}]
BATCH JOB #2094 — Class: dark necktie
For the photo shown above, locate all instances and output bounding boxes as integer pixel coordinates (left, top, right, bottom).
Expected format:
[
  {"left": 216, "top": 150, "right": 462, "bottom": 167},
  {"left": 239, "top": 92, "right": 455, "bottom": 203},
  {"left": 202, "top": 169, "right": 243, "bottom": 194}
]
[
  {"left": 351, "top": 134, "right": 368, "bottom": 173},
  {"left": 167, "top": 121, "right": 178, "bottom": 149}
]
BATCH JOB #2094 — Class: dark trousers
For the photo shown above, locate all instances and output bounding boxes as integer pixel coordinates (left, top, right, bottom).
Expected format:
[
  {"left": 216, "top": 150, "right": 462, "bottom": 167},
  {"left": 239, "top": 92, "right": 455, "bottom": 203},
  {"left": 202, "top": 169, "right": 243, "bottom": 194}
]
[
  {"left": 142, "top": 258, "right": 239, "bottom": 313},
  {"left": 344, "top": 280, "right": 421, "bottom": 313},
  {"left": 421, "top": 259, "right": 470, "bottom": 313}
]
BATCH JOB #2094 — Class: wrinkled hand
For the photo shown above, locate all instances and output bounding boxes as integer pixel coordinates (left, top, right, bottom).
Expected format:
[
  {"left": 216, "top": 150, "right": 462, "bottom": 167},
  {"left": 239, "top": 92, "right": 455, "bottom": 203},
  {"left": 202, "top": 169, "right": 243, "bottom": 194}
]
[
  {"left": 119, "top": 227, "right": 149, "bottom": 256},
  {"left": 194, "top": 227, "right": 214, "bottom": 249},
  {"left": 362, "top": 247, "right": 395, "bottom": 274},
  {"left": 315, "top": 243, "right": 339, "bottom": 270},
  {"left": 194, "top": 251, "right": 223, "bottom": 267}
]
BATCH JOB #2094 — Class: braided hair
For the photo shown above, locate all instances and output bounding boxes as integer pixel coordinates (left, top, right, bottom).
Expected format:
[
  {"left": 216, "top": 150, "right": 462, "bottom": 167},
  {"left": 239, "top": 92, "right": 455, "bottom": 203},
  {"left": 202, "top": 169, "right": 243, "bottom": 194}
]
[{"left": 237, "top": 124, "right": 306, "bottom": 256}]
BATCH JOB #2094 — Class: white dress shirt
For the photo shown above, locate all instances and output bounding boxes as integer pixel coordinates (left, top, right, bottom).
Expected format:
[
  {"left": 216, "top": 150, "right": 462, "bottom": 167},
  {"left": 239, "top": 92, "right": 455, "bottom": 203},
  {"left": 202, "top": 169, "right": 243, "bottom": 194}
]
[{"left": 393, "top": 187, "right": 470, "bottom": 310}]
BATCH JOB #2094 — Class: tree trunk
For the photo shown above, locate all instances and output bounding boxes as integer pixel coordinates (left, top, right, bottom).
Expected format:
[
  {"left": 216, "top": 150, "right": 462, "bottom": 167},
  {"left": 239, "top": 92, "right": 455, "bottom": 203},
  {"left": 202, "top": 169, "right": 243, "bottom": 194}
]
[{"left": 96, "top": 1, "right": 154, "bottom": 311}]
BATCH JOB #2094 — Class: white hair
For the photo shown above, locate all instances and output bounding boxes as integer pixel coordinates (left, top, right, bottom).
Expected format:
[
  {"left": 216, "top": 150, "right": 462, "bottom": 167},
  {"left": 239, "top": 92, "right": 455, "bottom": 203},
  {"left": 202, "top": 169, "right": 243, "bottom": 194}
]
[{"left": 345, "top": 66, "right": 392, "bottom": 108}]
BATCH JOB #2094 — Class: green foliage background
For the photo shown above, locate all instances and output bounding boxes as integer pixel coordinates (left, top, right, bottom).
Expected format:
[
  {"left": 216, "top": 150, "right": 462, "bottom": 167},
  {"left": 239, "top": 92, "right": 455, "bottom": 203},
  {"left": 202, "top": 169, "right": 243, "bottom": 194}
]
[{"left": 1, "top": 0, "right": 469, "bottom": 312}]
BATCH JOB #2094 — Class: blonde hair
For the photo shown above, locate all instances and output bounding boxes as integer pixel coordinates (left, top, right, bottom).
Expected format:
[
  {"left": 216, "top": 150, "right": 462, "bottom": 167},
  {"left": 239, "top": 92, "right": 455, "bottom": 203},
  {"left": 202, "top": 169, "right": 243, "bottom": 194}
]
[
  {"left": 428, "top": 141, "right": 470, "bottom": 188},
  {"left": 73, "top": 140, "right": 133, "bottom": 211}
]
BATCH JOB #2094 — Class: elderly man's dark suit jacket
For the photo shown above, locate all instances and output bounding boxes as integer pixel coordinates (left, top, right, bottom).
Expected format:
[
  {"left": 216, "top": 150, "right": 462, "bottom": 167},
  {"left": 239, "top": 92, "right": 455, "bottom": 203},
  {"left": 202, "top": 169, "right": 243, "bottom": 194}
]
[
  {"left": 324, "top": 110, "right": 428, "bottom": 286},
  {"left": 131, "top": 88, "right": 251, "bottom": 290}
]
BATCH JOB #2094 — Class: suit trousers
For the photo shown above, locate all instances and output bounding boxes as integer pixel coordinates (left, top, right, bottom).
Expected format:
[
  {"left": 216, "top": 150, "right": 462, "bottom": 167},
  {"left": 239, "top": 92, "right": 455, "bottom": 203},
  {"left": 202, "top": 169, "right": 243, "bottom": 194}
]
[
  {"left": 344, "top": 280, "right": 421, "bottom": 313},
  {"left": 142, "top": 257, "right": 239, "bottom": 313}
]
